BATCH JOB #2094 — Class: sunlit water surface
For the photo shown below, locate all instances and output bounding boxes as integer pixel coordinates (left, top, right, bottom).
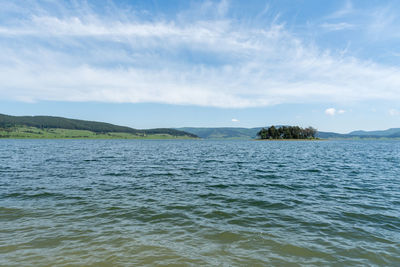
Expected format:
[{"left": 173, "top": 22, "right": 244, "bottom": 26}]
[{"left": 1, "top": 140, "right": 399, "bottom": 266}]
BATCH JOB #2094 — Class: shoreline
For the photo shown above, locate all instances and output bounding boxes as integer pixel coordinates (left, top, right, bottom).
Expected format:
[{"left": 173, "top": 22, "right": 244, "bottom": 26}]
[
  {"left": 253, "top": 138, "right": 325, "bottom": 141},
  {"left": 0, "top": 137, "right": 199, "bottom": 140}
]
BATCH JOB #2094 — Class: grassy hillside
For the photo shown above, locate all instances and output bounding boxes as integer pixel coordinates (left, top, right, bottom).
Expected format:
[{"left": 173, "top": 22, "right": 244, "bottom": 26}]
[
  {"left": 0, "top": 126, "right": 195, "bottom": 139},
  {"left": 0, "top": 114, "right": 198, "bottom": 139}
]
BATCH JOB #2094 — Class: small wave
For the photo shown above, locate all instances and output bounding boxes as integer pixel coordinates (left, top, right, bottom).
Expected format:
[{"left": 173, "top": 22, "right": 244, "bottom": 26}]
[
  {"left": 3, "top": 191, "right": 66, "bottom": 200},
  {"left": 207, "top": 184, "right": 229, "bottom": 189},
  {"left": 299, "top": 169, "right": 322, "bottom": 173},
  {"left": 203, "top": 210, "right": 234, "bottom": 220},
  {"left": 103, "top": 172, "right": 130, "bottom": 177},
  {"left": 83, "top": 159, "right": 99, "bottom": 162}
]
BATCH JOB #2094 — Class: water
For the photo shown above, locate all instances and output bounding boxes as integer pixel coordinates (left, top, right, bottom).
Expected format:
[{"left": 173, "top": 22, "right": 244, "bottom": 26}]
[{"left": 1, "top": 140, "right": 399, "bottom": 266}]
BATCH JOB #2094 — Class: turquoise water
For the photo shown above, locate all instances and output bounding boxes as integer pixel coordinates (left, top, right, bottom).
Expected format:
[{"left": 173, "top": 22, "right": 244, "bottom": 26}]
[{"left": 1, "top": 140, "right": 399, "bottom": 266}]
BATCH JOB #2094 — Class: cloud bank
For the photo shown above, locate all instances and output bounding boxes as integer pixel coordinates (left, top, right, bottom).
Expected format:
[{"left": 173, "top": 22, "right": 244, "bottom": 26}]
[{"left": 1, "top": 1, "right": 400, "bottom": 108}]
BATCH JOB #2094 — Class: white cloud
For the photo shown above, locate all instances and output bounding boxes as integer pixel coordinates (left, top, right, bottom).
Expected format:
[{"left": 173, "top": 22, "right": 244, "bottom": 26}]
[
  {"left": 389, "top": 109, "right": 399, "bottom": 116},
  {"left": 231, "top": 118, "right": 239, "bottom": 122},
  {"left": 325, "top": 108, "right": 346, "bottom": 116},
  {"left": 0, "top": 1, "right": 400, "bottom": 108},
  {"left": 320, "top": 22, "right": 355, "bottom": 31},
  {"left": 325, "top": 108, "right": 336, "bottom": 116}
]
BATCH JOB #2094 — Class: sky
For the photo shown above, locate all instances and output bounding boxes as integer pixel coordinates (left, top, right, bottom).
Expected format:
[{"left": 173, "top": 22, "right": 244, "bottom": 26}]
[{"left": 1, "top": 0, "right": 400, "bottom": 133}]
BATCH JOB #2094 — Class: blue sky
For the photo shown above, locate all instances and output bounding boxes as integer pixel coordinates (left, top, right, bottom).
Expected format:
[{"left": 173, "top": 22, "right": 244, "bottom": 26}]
[{"left": 1, "top": 0, "right": 400, "bottom": 132}]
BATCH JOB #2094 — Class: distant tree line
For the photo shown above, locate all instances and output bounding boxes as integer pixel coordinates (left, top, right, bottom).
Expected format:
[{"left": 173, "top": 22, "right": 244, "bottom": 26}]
[
  {"left": 257, "top": 126, "right": 317, "bottom": 139},
  {"left": 0, "top": 114, "right": 198, "bottom": 137}
]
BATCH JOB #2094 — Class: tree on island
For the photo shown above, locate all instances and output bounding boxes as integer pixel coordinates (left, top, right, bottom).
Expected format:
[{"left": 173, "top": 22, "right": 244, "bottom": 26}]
[{"left": 257, "top": 126, "right": 317, "bottom": 139}]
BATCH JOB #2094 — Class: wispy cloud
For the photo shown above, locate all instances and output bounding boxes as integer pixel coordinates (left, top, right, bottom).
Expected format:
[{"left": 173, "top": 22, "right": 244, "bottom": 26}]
[
  {"left": 325, "top": 0, "right": 354, "bottom": 19},
  {"left": 1, "top": 1, "right": 400, "bottom": 108},
  {"left": 231, "top": 118, "right": 239, "bottom": 122},
  {"left": 322, "top": 1, "right": 400, "bottom": 41},
  {"left": 320, "top": 22, "right": 355, "bottom": 31},
  {"left": 367, "top": 5, "right": 400, "bottom": 40}
]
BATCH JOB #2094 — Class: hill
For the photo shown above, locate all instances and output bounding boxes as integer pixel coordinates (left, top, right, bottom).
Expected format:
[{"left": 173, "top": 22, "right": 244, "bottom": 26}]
[
  {"left": 315, "top": 131, "right": 352, "bottom": 139},
  {"left": 0, "top": 114, "right": 198, "bottom": 139},
  {"left": 349, "top": 128, "right": 400, "bottom": 137},
  {"left": 2, "top": 114, "right": 398, "bottom": 140},
  {"left": 179, "top": 127, "right": 319, "bottom": 139},
  {"left": 178, "top": 127, "right": 400, "bottom": 140},
  {"left": 178, "top": 127, "right": 263, "bottom": 139}
]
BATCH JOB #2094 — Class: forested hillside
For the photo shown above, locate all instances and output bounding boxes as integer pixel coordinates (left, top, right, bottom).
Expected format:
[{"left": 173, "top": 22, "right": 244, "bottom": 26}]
[{"left": 0, "top": 114, "right": 197, "bottom": 138}]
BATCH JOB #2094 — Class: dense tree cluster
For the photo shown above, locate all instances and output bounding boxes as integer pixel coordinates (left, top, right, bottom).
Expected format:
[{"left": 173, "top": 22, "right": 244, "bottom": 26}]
[
  {"left": 257, "top": 126, "right": 317, "bottom": 139},
  {"left": 0, "top": 114, "right": 197, "bottom": 137}
]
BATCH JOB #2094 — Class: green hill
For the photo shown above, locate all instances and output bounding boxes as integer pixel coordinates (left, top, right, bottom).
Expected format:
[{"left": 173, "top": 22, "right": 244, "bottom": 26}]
[
  {"left": 349, "top": 128, "right": 400, "bottom": 137},
  {"left": 0, "top": 114, "right": 198, "bottom": 139},
  {"left": 178, "top": 127, "right": 400, "bottom": 140},
  {"left": 177, "top": 127, "right": 263, "bottom": 139}
]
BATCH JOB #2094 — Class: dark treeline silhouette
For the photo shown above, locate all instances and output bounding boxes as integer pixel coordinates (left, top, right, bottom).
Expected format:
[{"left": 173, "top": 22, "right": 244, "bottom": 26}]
[
  {"left": 257, "top": 126, "right": 317, "bottom": 139},
  {"left": 0, "top": 114, "right": 198, "bottom": 137}
]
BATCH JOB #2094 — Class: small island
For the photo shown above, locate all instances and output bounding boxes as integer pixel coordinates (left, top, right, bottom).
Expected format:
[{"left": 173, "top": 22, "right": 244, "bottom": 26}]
[{"left": 257, "top": 126, "right": 317, "bottom": 140}]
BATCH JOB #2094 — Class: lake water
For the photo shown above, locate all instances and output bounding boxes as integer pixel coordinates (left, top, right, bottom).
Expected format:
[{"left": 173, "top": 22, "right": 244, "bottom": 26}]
[{"left": 1, "top": 140, "right": 399, "bottom": 266}]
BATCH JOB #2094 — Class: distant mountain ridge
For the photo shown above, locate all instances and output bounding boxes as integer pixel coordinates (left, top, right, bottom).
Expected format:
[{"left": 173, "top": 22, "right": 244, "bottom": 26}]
[
  {"left": 0, "top": 114, "right": 197, "bottom": 138},
  {"left": 349, "top": 128, "right": 400, "bottom": 137},
  {"left": 1, "top": 113, "right": 398, "bottom": 139},
  {"left": 178, "top": 127, "right": 263, "bottom": 139},
  {"left": 178, "top": 127, "right": 400, "bottom": 139}
]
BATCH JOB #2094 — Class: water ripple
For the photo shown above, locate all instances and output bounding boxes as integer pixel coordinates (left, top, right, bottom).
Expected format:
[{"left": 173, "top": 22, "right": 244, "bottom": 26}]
[{"left": 1, "top": 139, "right": 399, "bottom": 266}]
